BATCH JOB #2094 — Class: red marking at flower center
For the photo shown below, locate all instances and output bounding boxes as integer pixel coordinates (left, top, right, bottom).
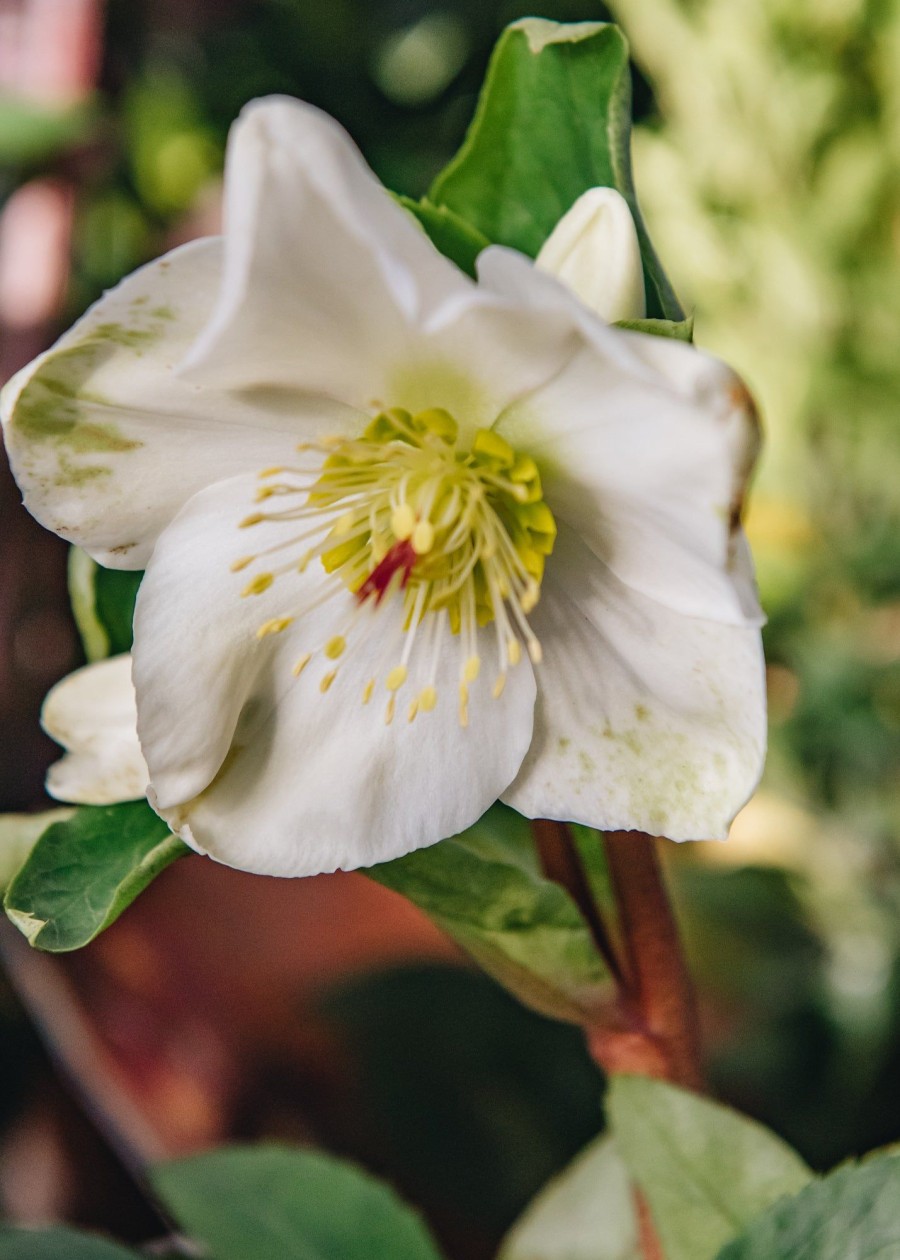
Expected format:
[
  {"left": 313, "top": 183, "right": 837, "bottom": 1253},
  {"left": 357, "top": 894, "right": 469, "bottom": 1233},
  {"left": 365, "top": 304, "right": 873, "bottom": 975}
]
[{"left": 357, "top": 539, "right": 417, "bottom": 604}]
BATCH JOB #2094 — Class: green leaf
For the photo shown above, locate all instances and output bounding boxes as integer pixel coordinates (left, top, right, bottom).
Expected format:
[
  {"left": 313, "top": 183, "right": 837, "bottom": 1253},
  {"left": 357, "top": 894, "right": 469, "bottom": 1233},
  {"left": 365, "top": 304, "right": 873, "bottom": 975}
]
[
  {"left": 68, "top": 549, "right": 143, "bottom": 661},
  {"left": 151, "top": 1144, "right": 445, "bottom": 1260},
  {"left": 4, "top": 801, "right": 188, "bottom": 952},
  {"left": 369, "top": 805, "right": 608, "bottom": 1022},
  {"left": 430, "top": 19, "right": 682, "bottom": 320},
  {"left": 0, "top": 809, "right": 75, "bottom": 891},
  {"left": 0, "top": 96, "right": 96, "bottom": 168},
  {"left": 615, "top": 316, "right": 694, "bottom": 342},
  {"left": 716, "top": 1153, "right": 900, "bottom": 1260},
  {"left": 498, "top": 1134, "right": 640, "bottom": 1260},
  {"left": 398, "top": 195, "right": 490, "bottom": 278},
  {"left": 0, "top": 1226, "right": 138, "bottom": 1259},
  {"left": 607, "top": 1077, "right": 813, "bottom": 1260}
]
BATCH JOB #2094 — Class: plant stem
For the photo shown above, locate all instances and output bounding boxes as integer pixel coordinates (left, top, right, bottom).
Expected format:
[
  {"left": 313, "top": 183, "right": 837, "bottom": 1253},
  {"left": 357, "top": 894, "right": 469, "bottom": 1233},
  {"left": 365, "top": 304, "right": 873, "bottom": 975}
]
[
  {"left": 599, "top": 830, "right": 704, "bottom": 1091},
  {"left": 532, "top": 818, "right": 622, "bottom": 981}
]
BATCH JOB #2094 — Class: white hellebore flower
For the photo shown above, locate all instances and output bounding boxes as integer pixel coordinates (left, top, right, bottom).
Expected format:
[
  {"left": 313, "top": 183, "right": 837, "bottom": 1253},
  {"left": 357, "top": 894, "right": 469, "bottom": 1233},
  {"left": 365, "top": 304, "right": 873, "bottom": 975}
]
[{"left": 1, "top": 98, "right": 766, "bottom": 878}]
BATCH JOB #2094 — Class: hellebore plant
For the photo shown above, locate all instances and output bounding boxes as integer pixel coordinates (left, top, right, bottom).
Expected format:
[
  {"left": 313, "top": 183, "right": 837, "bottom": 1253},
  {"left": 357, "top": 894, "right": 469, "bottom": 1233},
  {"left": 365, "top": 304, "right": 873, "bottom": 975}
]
[{"left": 2, "top": 97, "right": 764, "bottom": 878}]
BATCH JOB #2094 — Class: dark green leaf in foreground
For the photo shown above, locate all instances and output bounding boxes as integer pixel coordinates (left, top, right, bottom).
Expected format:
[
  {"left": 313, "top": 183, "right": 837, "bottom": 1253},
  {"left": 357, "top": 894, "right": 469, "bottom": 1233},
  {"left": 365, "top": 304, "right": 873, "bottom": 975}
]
[
  {"left": 716, "top": 1153, "right": 900, "bottom": 1260},
  {"left": 68, "top": 548, "right": 143, "bottom": 661},
  {"left": 152, "top": 1145, "right": 444, "bottom": 1260},
  {"left": 0, "top": 1227, "right": 138, "bottom": 1259},
  {"left": 430, "top": 19, "right": 682, "bottom": 320},
  {"left": 398, "top": 195, "right": 490, "bottom": 278},
  {"left": 607, "top": 1076, "right": 813, "bottom": 1260},
  {"left": 370, "top": 805, "right": 608, "bottom": 1023},
  {"left": 4, "top": 801, "right": 188, "bottom": 952}
]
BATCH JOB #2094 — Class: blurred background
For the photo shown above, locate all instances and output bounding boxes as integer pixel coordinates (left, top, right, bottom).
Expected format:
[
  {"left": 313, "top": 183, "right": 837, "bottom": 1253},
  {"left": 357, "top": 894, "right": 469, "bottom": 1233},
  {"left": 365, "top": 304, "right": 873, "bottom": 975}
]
[{"left": 1, "top": 0, "right": 900, "bottom": 1256}]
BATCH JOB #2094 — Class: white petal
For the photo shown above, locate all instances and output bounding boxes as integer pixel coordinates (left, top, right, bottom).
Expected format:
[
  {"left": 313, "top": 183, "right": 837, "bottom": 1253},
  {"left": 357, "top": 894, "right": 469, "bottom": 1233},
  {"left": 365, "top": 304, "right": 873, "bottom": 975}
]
[
  {"left": 42, "top": 655, "right": 148, "bottom": 805},
  {"left": 2, "top": 238, "right": 362, "bottom": 568},
  {"left": 482, "top": 254, "right": 760, "bottom": 624},
  {"left": 536, "top": 187, "right": 646, "bottom": 322},
  {"left": 180, "top": 97, "right": 471, "bottom": 403},
  {"left": 132, "top": 475, "right": 536, "bottom": 877},
  {"left": 503, "top": 526, "right": 766, "bottom": 840}
]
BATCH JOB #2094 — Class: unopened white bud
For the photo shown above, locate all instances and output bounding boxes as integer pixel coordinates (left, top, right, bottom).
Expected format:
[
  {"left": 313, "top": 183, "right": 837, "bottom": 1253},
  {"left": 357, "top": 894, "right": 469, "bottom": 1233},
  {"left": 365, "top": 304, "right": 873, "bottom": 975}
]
[{"left": 536, "top": 186, "right": 645, "bottom": 323}]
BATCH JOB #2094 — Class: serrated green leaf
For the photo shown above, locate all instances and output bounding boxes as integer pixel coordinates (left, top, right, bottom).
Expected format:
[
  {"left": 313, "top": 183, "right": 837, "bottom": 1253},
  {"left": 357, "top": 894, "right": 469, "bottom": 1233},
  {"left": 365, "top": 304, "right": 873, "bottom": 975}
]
[
  {"left": 68, "top": 549, "right": 143, "bottom": 661},
  {"left": 4, "top": 801, "right": 188, "bottom": 952},
  {"left": 398, "top": 195, "right": 490, "bottom": 278},
  {"left": 716, "top": 1153, "right": 900, "bottom": 1260},
  {"left": 369, "top": 806, "right": 608, "bottom": 1022},
  {"left": 0, "top": 1226, "right": 138, "bottom": 1259},
  {"left": 152, "top": 1144, "right": 445, "bottom": 1260},
  {"left": 0, "top": 96, "right": 97, "bottom": 168},
  {"left": 498, "top": 1134, "right": 640, "bottom": 1260},
  {"left": 615, "top": 316, "right": 694, "bottom": 342},
  {"left": 430, "top": 19, "right": 681, "bottom": 320},
  {"left": 607, "top": 1077, "right": 812, "bottom": 1260}
]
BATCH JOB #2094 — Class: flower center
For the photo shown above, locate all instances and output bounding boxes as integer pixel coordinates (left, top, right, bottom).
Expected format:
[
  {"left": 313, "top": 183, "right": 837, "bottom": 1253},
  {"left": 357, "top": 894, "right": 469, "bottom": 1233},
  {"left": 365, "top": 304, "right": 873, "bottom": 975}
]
[{"left": 233, "top": 407, "right": 556, "bottom": 725}]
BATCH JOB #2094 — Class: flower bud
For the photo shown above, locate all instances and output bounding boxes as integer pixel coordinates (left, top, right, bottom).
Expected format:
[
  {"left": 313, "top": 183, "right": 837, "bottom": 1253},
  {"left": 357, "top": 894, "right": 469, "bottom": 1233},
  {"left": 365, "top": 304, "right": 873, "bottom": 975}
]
[{"left": 536, "top": 186, "right": 646, "bottom": 322}]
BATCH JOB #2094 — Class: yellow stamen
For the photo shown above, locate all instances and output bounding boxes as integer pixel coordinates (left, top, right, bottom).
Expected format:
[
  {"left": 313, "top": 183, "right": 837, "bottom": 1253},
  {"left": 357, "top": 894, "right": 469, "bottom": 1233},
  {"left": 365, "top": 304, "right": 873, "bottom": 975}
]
[
  {"left": 362, "top": 678, "right": 376, "bottom": 704},
  {"left": 320, "top": 669, "right": 337, "bottom": 693},
  {"left": 387, "top": 665, "right": 408, "bottom": 692},
  {"left": 257, "top": 616, "right": 293, "bottom": 638},
  {"left": 407, "top": 698, "right": 419, "bottom": 723},
  {"left": 293, "top": 652, "right": 312, "bottom": 677},
  {"left": 239, "top": 513, "right": 265, "bottom": 528},
  {"left": 242, "top": 572, "right": 274, "bottom": 596},
  {"left": 391, "top": 504, "right": 415, "bottom": 540},
  {"left": 419, "top": 686, "right": 437, "bottom": 712},
  {"left": 464, "top": 655, "right": 481, "bottom": 683},
  {"left": 529, "top": 640, "right": 543, "bottom": 665},
  {"left": 412, "top": 520, "right": 435, "bottom": 554},
  {"left": 385, "top": 696, "right": 396, "bottom": 724},
  {"left": 507, "top": 638, "right": 522, "bottom": 666},
  {"left": 231, "top": 555, "right": 254, "bottom": 572},
  {"left": 325, "top": 635, "right": 346, "bottom": 660},
  {"left": 492, "top": 673, "right": 507, "bottom": 699}
]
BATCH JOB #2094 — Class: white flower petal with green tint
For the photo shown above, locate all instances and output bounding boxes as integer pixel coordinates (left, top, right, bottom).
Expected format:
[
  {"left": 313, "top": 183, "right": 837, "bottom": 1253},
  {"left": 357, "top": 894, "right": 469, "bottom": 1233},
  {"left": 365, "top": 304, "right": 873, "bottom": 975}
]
[
  {"left": 42, "top": 655, "right": 148, "bottom": 805},
  {"left": 4, "top": 94, "right": 767, "bottom": 878},
  {"left": 502, "top": 526, "right": 766, "bottom": 839},
  {"left": 1, "top": 238, "right": 363, "bottom": 569},
  {"left": 133, "top": 476, "right": 536, "bottom": 876},
  {"left": 536, "top": 186, "right": 646, "bottom": 323}
]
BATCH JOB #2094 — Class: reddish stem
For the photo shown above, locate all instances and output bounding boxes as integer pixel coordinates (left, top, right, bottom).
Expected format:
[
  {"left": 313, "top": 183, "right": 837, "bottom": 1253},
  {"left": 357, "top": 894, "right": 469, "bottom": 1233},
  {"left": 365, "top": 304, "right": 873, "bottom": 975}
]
[{"left": 598, "top": 830, "right": 703, "bottom": 1091}]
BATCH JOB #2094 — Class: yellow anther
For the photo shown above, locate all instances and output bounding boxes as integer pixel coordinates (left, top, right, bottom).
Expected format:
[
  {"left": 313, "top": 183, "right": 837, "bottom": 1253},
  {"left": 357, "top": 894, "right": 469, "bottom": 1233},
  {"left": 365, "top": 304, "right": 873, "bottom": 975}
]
[
  {"left": 239, "top": 513, "right": 265, "bottom": 528},
  {"left": 419, "top": 686, "right": 437, "bottom": 712},
  {"left": 293, "top": 652, "right": 312, "bottom": 677},
  {"left": 362, "top": 678, "right": 376, "bottom": 704},
  {"left": 464, "top": 655, "right": 481, "bottom": 683},
  {"left": 459, "top": 682, "right": 469, "bottom": 728},
  {"left": 230, "top": 555, "right": 254, "bottom": 572},
  {"left": 391, "top": 503, "right": 416, "bottom": 541},
  {"left": 258, "top": 465, "right": 284, "bottom": 478},
  {"left": 242, "top": 572, "right": 274, "bottom": 596},
  {"left": 412, "top": 520, "right": 435, "bottom": 554},
  {"left": 385, "top": 696, "right": 396, "bottom": 725},
  {"left": 520, "top": 580, "right": 540, "bottom": 613},
  {"left": 319, "top": 433, "right": 343, "bottom": 447},
  {"left": 492, "top": 673, "right": 507, "bottom": 699},
  {"left": 528, "top": 639, "right": 543, "bottom": 665},
  {"left": 507, "top": 638, "right": 522, "bottom": 666},
  {"left": 298, "top": 549, "right": 314, "bottom": 573},
  {"left": 320, "top": 669, "right": 338, "bottom": 693},
  {"left": 257, "top": 616, "right": 293, "bottom": 638},
  {"left": 407, "top": 698, "right": 419, "bottom": 723},
  {"left": 387, "top": 665, "right": 408, "bottom": 692},
  {"left": 325, "top": 635, "right": 346, "bottom": 660},
  {"left": 255, "top": 485, "right": 278, "bottom": 501},
  {"left": 334, "top": 512, "right": 356, "bottom": 536}
]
